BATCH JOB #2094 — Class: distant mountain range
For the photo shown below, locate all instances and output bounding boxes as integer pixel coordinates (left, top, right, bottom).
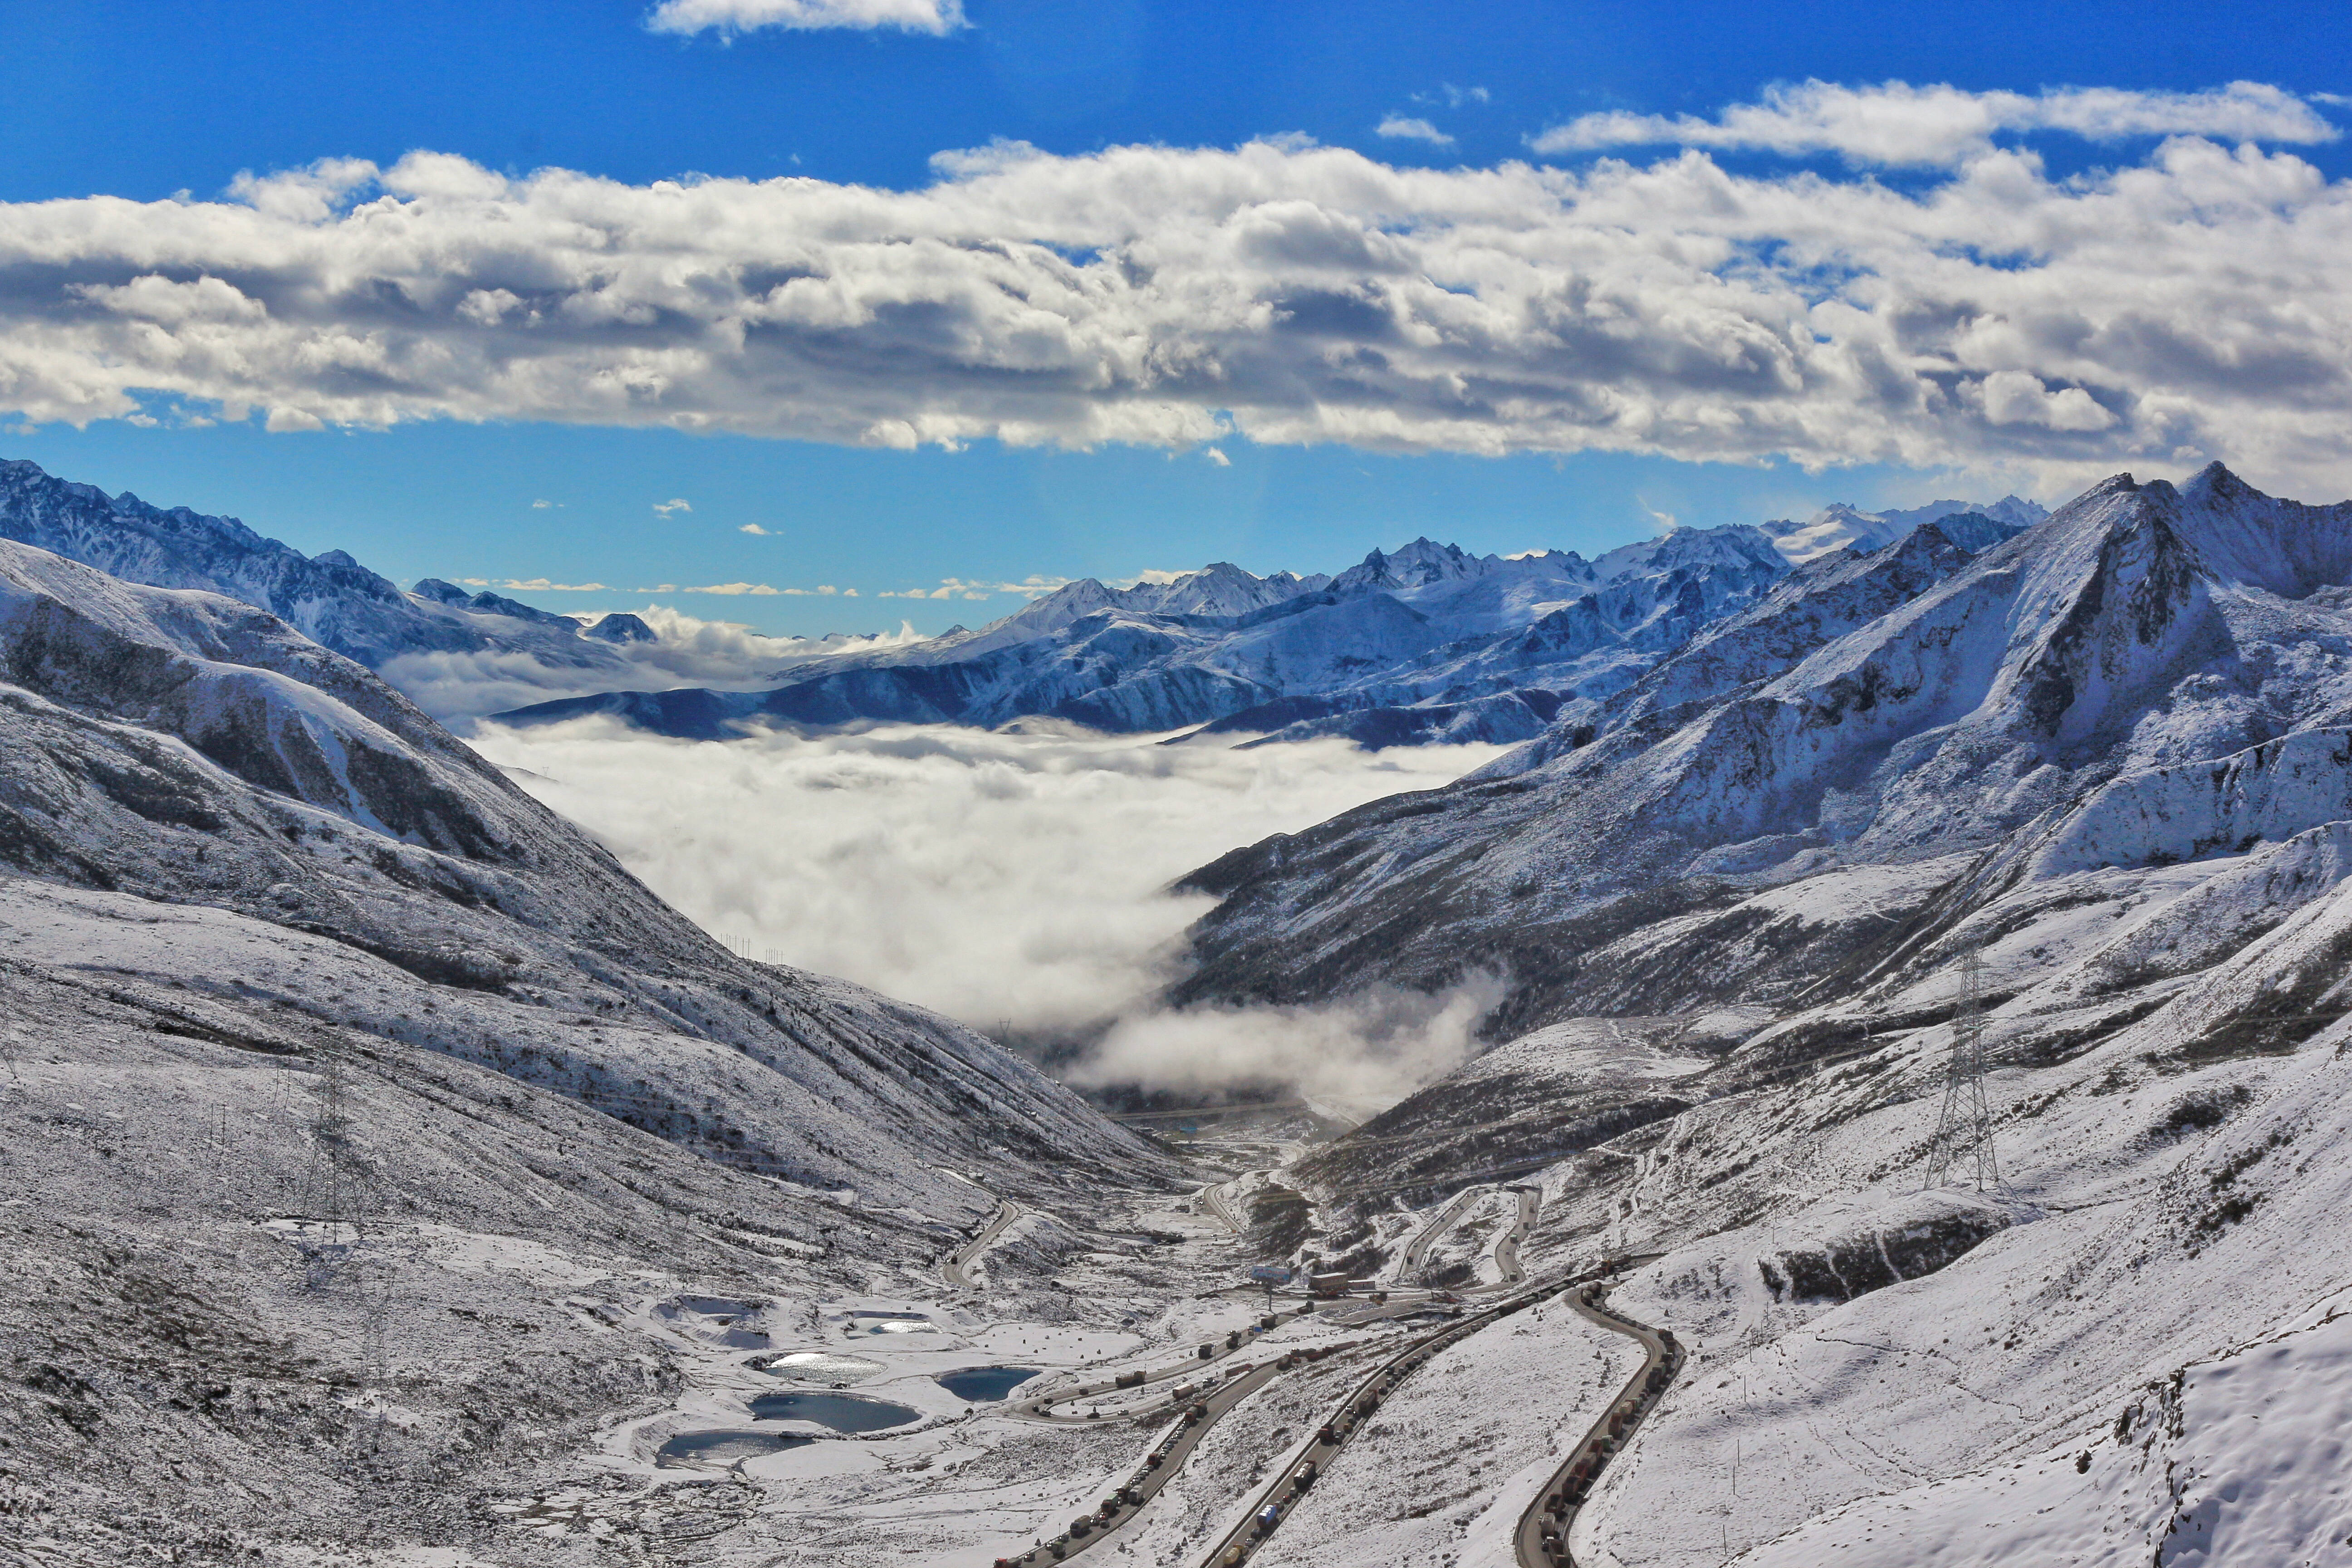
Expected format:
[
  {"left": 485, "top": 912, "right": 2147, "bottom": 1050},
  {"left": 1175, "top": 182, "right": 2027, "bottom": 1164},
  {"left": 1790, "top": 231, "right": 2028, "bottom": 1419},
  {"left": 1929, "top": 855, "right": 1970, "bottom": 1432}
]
[
  {"left": 0, "top": 458, "right": 901, "bottom": 720},
  {"left": 0, "top": 456, "right": 2048, "bottom": 746},
  {"left": 493, "top": 495, "right": 2047, "bottom": 747}
]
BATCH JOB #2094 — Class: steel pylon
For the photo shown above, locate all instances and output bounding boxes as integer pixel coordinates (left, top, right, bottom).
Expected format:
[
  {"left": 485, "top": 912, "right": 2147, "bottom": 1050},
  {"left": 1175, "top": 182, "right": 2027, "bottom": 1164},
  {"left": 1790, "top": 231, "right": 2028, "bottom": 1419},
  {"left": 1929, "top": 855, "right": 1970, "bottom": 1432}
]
[{"left": 1922, "top": 947, "right": 2006, "bottom": 1193}]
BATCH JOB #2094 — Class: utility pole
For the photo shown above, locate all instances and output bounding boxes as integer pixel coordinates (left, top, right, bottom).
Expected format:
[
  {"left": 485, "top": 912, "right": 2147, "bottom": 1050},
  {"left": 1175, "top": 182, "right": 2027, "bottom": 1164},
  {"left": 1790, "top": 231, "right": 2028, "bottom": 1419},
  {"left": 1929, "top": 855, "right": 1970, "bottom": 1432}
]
[{"left": 1922, "top": 947, "right": 2007, "bottom": 1194}]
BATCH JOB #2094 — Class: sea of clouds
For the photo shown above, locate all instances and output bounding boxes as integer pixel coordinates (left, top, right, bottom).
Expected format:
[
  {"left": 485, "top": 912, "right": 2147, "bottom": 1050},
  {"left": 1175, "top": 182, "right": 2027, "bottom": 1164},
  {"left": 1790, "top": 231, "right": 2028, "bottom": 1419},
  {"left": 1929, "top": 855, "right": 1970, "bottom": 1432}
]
[
  {"left": 470, "top": 715, "right": 1510, "bottom": 1114},
  {"left": 381, "top": 605, "right": 932, "bottom": 719}
]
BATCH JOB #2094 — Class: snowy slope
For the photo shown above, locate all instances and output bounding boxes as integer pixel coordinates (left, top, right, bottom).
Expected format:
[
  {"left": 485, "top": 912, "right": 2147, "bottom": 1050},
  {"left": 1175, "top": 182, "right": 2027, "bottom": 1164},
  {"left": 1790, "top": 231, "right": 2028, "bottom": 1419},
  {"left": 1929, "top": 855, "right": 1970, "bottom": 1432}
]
[
  {"left": 0, "top": 535, "right": 1161, "bottom": 1213},
  {"left": 1173, "top": 466, "right": 2352, "bottom": 1030},
  {"left": 1190, "top": 464, "right": 2352, "bottom": 1566}
]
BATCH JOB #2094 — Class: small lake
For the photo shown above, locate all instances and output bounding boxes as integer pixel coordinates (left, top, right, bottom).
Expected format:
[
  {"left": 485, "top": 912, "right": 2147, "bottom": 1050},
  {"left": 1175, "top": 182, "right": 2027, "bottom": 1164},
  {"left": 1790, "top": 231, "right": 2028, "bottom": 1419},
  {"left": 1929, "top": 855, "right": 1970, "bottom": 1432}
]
[
  {"left": 760, "top": 1351, "right": 884, "bottom": 1387},
  {"left": 657, "top": 1430, "right": 814, "bottom": 1467},
  {"left": 846, "top": 1312, "right": 935, "bottom": 1336},
  {"left": 935, "top": 1366, "right": 1041, "bottom": 1402},
  {"left": 747, "top": 1391, "right": 920, "bottom": 1432}
]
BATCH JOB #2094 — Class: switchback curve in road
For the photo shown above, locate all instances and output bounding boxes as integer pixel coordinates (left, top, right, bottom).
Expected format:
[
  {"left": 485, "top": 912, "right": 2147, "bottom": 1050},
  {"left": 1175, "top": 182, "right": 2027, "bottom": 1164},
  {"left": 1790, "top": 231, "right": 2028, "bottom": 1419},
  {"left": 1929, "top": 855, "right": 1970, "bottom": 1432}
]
[
  {"left": 942, "top": 1197, "right": 1022, "bottom": 1290},
  {"left": 1399, "top": 1184, "right": 1487, "bottom": 1277},
  {"left": 1198, "top": 1177, "right": 1249, "bottom": 1235},
  {"left": 1484, "top": 1185, "right": 1539, "bottom": 1291},
  {"left": 1513, "top": 1279, "right": 1682, "bottom": 1568}
]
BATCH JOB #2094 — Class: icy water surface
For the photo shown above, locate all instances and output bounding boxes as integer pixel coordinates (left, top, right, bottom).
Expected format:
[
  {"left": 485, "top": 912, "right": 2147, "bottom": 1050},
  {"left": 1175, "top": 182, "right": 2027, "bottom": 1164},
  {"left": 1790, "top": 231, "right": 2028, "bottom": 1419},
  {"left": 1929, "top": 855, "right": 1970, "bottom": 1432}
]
[
  {"left": 747, "top": 1391, "right": 919, "bottom": 1432},
  {"left": 935, "top": 1366, "right": 1041, "bottom": 1401},
  {"left": 657, "top": 1430, "right": 815, "bottom": 1467},
  {"left": 760, "top": 1351, "right": 885, "bottom": 1387}
]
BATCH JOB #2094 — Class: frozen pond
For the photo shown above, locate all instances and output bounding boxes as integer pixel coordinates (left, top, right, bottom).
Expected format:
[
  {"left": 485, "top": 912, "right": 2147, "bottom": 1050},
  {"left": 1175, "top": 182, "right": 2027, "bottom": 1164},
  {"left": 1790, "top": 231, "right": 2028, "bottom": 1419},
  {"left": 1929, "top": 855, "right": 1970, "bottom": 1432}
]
[
  {"left": 657, "top": 1430, "right": 815, "bottom": 1467},
  {"left": 747, "top": 1391, "right": 920, "bottom": 1432},
  {"left": 759, "top": 1351, "right": 885, "bottom": 1387},
  {"left": 935, "top": 1366, "right": 1041, "bottom": 1402},
  {"left": 846, "top": 1311, "right": 934, "bottom": 1336}
]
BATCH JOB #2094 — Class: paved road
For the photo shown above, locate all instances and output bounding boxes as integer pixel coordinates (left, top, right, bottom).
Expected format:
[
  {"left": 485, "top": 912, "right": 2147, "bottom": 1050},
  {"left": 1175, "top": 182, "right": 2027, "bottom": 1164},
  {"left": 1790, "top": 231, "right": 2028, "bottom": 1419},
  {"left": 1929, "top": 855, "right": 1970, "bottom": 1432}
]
[
  {"left": 1512, "top": 1278, "right": 1682, "bottom": 1568},
  {"left": 1197, "top": 1178, "right": 1247, "bottom": 1235},
  {"left": 1011, "top": 1305, "right": 1317, "bottom": 1425},
  {"left": 1488, "top": 1186, "right": 1539, "bottom": 1289},
  {"left": 994, "top": 1356, "right": 1289, "bottom": 1567},
  {"left": 992, "top": 1303, "right": 1345, "bottom": 1565},
  {"left": 1199, "top": 1278, "right": 1578, "bottom": 1568},
  {"left": 1399, "top": 1184, "right": 1487, "bottom": 1277},
  {"left": 941, "top": 1197, "right": 1022, "bottom": 1290}
]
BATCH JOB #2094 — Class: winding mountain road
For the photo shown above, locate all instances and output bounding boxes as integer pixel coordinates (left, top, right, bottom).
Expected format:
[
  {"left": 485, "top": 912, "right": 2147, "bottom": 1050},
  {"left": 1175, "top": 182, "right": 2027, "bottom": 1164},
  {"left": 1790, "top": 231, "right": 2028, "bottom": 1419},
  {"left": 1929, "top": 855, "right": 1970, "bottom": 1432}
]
[
  {"left": 1197, "top": 1178, "right": 1248, "bottom": 1235},
  {"left": 959, "top": 1172, "right": 1655, "bottom": 1568},
  {"left": 1399, "top": 1184, "right": 1487, "bottom": 1277},
  {"left": 1513, "top": 1278, "right": 1682, "bottom": 1568},
  {"left": 941, "top": 1196, "right": 1022, "bottom": 1290},
  {"left": 1486, "top": 1185, "right": 1539, "bottom": 1289},
  {"left": 991, "top": 1355, "right": 1290, "bottom": 1567},
  {"left": 1010, "top": 1304, "right": 1318, "bottom": 1425}
]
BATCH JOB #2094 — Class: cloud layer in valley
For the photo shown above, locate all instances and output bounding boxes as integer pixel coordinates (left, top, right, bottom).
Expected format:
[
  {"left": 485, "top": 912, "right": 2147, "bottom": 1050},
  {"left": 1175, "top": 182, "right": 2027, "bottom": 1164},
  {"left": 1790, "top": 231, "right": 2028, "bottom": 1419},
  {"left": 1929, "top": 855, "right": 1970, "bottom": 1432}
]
[
  {"left": 2, "top": 81, "right": 2349, "bottom": 492},
  {"left": 382, "top": 605, "right": 927, "bottom": 718},
  {"left": 468, "top": 716, "right": 1510, "bottom": 1108}
]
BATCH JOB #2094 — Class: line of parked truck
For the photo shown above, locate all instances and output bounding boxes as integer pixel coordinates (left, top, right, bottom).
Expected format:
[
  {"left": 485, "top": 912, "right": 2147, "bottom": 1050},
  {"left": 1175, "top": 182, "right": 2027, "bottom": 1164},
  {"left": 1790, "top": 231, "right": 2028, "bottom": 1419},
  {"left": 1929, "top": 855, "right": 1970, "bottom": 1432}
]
[
  {"left": 1209, "top": 1286, "right": 1549, "bottom": 1565},
  {"left": 1526, "top": 1284, "right": 1682, "bottom": 1565}
]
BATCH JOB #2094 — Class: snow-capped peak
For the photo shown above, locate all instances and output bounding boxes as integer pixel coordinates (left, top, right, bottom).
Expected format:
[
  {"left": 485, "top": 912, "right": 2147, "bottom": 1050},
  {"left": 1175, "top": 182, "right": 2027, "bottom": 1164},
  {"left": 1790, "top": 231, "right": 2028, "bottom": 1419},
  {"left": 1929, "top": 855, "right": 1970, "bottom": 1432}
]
[
  {"left": 1589, "top": 522, "right": 1787, "bottom": 583},
  {"left": 1769, "top": 495, "right": 2050, "bottom": 563}
]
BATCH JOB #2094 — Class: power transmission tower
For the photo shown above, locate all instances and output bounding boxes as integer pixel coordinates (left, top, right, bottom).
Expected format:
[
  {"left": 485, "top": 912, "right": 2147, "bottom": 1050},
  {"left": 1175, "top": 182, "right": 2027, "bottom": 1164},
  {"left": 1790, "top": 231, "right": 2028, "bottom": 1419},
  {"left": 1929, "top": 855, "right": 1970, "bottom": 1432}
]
[
  {"left": 304, "top": 1043, "right": 359, "bottom": 1286},
  {"left": 1922, "top": 947, "right": 2007, "bottom": 1194}
]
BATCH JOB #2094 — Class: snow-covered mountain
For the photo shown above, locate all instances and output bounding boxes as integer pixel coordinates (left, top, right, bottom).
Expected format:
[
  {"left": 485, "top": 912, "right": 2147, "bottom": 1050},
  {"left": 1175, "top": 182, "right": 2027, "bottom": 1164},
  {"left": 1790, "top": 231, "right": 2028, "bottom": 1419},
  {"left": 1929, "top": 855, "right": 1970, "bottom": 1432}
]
[
  {"left": 2, "top": 456, "right": 2043, "bottom": 747},
  {"left": 0, "top": 534, "right": 1156, "bottom": 1210},
  {"left": 1179, "top": 465, "right": 2352, "bottom": 1564},
  {"left": 1176, "top": 465, "right": 2352, "bottom": 1029},
  {"left": 0, "top": 456, "right": 620, "bottom": 672},
  {"left": 0, "top": 532, "right": 1200, "bottom": 1561},
  {"left": 0, "top": 457, "right": 901, "bottom": 720},
  {"left": 1769, "top": 492, "right": 2048, "bottom": 561},
  {"left": 500, "top": 513, "right": 2029, "bottom": 748}
]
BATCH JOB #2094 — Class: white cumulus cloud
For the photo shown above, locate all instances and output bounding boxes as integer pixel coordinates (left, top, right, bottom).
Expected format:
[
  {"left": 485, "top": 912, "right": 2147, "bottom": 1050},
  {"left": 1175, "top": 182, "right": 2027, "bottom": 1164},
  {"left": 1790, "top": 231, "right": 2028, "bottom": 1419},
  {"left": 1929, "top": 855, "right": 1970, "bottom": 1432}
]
[
  {"left": 1530, "top": 78, "right": 2337, "bottom": 167},
  {"left": 3, "top": 99, "right": 2352, "bottom": 493},
  {"left": 1377, "top": 116, "right": 1454, "bottom": 146},
  {"left": 647, "top": 0, "right": 963, "bottom": 36},
  {"left": 877, "top": 575, "right": 1070, "bottom": 600}
]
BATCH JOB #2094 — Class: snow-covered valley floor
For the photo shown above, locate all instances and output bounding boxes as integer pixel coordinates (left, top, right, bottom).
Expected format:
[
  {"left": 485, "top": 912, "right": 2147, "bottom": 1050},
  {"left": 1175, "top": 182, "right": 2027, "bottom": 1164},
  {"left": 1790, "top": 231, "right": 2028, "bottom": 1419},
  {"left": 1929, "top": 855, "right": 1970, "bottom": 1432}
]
[{"left": 12, "top": 853, "right": 2352, "bottom": 1568}]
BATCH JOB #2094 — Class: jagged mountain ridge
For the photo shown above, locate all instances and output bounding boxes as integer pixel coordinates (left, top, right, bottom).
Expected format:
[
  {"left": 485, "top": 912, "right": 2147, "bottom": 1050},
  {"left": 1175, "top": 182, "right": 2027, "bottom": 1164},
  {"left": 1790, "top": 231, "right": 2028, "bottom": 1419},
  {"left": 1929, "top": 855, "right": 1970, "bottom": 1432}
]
[
  {"left": 495, "top": 508, "right": 2031, "bottom": 748},
  {"left": 0, "top": 456, "right": 2042, "bottom": 747},
  {"left": 0, "top": 534, "right": 1162, "bottom": 1212},
  {"left": 0, "top": 456, "right": 631, "bottom": 677},
  {"left": 1175, "top": 464, "right": 2352, "bottom": 1037}
]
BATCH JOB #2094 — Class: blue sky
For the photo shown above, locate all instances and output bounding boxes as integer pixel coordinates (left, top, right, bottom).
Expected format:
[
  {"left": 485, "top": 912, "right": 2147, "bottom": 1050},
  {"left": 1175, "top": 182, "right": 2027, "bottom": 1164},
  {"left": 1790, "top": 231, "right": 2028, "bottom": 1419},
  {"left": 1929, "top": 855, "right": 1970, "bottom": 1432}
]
[{"left": 1, "top": 0, "right": 2347, "bottom": 634}]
